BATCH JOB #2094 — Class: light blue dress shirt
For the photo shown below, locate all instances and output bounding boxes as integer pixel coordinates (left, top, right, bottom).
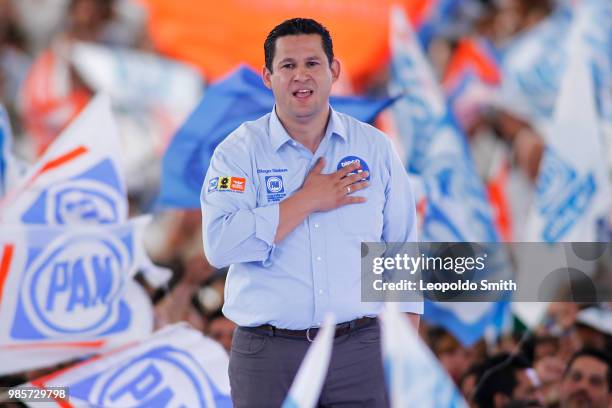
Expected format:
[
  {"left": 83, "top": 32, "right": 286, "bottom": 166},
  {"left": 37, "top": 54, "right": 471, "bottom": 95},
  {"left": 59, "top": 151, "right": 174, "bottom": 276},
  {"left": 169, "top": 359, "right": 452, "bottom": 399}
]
[{"left": 201, "top": 106, "right": 422, "bottom": 329}]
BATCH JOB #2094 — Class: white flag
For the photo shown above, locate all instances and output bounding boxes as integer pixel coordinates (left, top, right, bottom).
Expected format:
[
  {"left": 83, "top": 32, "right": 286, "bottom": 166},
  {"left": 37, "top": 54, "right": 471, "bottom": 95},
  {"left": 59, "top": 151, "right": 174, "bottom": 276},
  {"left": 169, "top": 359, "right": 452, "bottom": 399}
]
[
  {"left": 0, "top": 219, "right": 154, "bottom": 375},
  {"left": 21, "top": 324, "right": 231, "bottom": 407},
  {"left": 282, "top": 314, "right": 336, "bottom": 408},
  {"left": 0, "top": 93, "right": 127, "bottom": 225},
  {"left": 381, "top": 305, "right": 468, "bottom": 408},
  {"left": 525, "top": 2, "right": 612, "bottom": 242}
]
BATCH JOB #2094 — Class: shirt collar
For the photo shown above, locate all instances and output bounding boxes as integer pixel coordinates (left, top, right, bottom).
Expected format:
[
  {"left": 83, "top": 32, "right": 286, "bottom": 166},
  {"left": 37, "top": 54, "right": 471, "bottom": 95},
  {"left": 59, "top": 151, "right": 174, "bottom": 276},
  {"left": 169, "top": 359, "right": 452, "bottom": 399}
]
[{"left": 269, "top": 105, "right": 347, "bottom": 152}]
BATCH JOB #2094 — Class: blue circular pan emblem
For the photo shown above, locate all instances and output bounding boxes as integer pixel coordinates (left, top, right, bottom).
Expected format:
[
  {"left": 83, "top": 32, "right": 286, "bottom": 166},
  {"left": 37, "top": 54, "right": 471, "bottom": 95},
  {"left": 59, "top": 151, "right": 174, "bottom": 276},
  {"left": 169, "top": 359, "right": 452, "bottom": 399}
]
[
  {"left": 266, "top": 176, "right": 284, "bottom": 193},
  {"left": 337, "top": 156, "right": 370, "bottom": 181}
]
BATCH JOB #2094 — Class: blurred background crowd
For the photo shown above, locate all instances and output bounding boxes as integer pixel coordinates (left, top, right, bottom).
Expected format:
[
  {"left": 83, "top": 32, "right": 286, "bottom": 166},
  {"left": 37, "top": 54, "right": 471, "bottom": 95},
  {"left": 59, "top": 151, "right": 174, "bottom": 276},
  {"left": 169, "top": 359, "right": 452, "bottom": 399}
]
[{"left": 0, "top": 0, "right": 611, "bottom": 407}]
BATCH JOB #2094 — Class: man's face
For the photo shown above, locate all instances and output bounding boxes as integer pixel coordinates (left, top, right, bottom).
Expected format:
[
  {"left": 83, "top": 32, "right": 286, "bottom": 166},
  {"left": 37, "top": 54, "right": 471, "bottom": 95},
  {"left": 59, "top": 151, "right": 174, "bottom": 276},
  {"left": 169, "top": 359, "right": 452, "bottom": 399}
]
[
  {"left": 262, "top": 34, "right": 339, "bottom": 125},
  {"left": 560, "top": 356, "right": 610, "bottom": 408},
  {"left": 493, "top": 369, "right": 542, "bottom": 408},
  {"left": 513, "top": 369, "right": 542, "bottom": 405}
]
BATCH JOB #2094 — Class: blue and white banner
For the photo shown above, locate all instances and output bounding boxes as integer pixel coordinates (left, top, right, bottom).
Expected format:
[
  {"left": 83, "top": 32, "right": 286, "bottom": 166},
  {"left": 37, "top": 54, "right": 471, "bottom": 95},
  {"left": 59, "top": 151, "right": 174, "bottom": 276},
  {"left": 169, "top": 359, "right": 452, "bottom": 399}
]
[
  {"left": 389, "top": 6, "right": 508, "bottom": 346},
  {"left": 525, "top": 1, "right": 612, "bottom": 242},
  {"left": 282, "top": 314, "right": 335, "bottom": 408},
  {"left": 23, "top": 324, "right": 231, "bottom": 407},
  {"left": 498, "top": 0, "right": 612, "bottom": 134},
  {"left": 381, "top": 305, "right": 468, "bottom": 408},
  {"left": 389, "top": 5, "right": 498, "bottom": 243},
  {"left": 497, "top": 6, "right": 572, "bottom": 128},
  {"left": 0, "top": 94, "right": 127, "bottom": 225},
  {"left": 389, "top": 5, "right": 445, "bottom": 174},
  {"left": 0, "top": 219, "right": 154, "bottom": 374}
]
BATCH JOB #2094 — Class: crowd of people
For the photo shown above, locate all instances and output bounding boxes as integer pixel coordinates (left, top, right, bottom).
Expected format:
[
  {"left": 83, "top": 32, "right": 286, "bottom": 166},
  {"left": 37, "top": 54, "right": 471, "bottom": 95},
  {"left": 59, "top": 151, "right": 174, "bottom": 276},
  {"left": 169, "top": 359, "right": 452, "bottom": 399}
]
[{"left": 0, "top": 0, "right": 611, "bottom": 407}]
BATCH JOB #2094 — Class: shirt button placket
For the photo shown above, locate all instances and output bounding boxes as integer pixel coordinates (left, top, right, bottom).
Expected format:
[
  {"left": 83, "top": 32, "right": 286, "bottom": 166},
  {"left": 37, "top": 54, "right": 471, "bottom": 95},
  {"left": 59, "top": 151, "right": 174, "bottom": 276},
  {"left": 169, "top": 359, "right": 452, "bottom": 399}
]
[{"left": 310, "top": 215, "right": 326, "bottom": 326}]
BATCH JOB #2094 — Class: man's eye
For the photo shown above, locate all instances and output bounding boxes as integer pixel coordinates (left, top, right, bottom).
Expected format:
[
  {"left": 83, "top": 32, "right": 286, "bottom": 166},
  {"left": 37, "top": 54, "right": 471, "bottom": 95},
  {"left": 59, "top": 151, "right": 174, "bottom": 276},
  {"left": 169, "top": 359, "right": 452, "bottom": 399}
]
[
  {"left": 590, "top": 376, "right": 604, "bottom": 387},
  {"left": 307, "top": 61, "right": 319, "bottom": 67},
  {"left": 282, "top": 64, "right": 294, "bottom": 69}
]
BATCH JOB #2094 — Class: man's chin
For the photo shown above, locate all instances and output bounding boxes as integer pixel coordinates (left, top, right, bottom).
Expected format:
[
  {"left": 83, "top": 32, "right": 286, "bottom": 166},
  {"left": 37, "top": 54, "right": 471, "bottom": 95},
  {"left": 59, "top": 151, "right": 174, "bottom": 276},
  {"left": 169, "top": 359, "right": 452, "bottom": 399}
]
[{"left": 565, "top": 394, "right": 593, "bottom": 408}]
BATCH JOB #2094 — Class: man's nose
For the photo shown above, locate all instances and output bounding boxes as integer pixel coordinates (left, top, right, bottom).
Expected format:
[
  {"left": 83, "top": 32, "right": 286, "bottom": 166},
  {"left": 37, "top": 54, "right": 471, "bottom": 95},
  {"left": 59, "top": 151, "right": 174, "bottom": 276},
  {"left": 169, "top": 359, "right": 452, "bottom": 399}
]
[{"left": 293, "top": 66, "right": 309, "bottom": 81}]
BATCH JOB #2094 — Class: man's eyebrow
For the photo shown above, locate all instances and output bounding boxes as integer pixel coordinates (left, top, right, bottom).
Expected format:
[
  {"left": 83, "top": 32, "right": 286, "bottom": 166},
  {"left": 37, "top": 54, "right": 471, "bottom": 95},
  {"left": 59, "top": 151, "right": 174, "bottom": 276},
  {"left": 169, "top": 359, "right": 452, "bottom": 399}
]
[
  {"left": 277, "top": 57, "right": 296, "bottom": 64},
  {"left": 277, "top": 56, "right": 322, "bottom": 64}
]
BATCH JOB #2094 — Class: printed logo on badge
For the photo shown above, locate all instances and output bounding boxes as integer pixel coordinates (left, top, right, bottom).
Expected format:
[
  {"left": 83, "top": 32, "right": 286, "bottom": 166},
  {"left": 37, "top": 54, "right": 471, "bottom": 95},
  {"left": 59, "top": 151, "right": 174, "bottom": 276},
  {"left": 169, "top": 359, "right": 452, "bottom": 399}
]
[
  {"left": 266, "top": 176, "right": 284, "bottom": 194},
  {"left": 337, "top": 156, "right": 371, "bottom": 181},
  {"left": 265, "top": 176, "right": 286, "bottom": 202},
  {"left": 213, "top": 176, "right": 245, "bottom": 193},
  {"left": 218, "top": 177, "right": 231, "bottom": 191},
  {"left": 208, "top": 177, "right": 219, "bottom": 193},
  {"left": 230, "top": 177, "right": 246, "bottom": 192}
]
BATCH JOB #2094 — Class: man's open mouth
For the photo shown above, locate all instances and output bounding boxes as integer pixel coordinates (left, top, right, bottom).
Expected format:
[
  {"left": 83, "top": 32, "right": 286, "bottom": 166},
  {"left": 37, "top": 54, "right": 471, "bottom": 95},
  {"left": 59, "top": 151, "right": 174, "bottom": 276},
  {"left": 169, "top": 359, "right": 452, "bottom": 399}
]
[{"left": 293, "top": 89, "right": 313, "bottom": 98}]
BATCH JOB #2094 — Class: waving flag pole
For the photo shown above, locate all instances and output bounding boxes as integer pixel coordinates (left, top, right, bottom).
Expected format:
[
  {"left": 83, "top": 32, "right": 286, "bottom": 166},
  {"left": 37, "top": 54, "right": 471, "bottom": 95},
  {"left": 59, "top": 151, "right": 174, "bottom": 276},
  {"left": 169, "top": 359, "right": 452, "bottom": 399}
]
[{"left": 282, "top": 314, "right": 336, "bottom": 408}]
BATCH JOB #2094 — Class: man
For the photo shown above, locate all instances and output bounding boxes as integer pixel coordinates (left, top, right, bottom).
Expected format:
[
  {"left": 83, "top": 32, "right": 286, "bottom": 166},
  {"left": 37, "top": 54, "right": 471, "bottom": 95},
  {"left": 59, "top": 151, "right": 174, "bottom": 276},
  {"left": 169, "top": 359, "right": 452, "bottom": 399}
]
[
  {"left": 559, "top": 348, "right": 611, "bottom": 408},
  {"left": 472, "top": 354, "right": 543, "bottom": 408},
  {"left": 201, "top": 18, "right": 421, "bottom": 407}
]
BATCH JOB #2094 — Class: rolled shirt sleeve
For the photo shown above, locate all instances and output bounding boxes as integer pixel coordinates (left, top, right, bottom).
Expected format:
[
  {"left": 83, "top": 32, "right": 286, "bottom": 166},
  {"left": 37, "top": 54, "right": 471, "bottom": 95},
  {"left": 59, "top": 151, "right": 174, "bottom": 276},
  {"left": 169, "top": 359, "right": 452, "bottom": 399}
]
[{"left": 201, "top": 142, "right": 279, "bottom": 268}]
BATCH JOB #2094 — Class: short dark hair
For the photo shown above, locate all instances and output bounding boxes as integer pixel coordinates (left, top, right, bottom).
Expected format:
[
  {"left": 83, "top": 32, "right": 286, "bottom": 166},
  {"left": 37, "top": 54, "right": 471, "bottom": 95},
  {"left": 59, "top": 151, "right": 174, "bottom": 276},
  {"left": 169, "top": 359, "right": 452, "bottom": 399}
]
[
  {"left": 264, "top": 18, "right": 334, "bottom": 72},
  {"left": 473, "top": 354, "right": 531, "bottom": 408},
  {"left": 564, "top": 348, "right": 612, "bottom": 391}
]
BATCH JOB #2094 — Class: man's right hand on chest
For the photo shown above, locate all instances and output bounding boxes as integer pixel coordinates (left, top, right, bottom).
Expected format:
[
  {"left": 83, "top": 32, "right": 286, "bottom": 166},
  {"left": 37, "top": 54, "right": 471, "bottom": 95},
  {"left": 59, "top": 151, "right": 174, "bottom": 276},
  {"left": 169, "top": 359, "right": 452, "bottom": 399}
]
[{"left": 275, "top": 157, "right": 369, "bottom": 243}]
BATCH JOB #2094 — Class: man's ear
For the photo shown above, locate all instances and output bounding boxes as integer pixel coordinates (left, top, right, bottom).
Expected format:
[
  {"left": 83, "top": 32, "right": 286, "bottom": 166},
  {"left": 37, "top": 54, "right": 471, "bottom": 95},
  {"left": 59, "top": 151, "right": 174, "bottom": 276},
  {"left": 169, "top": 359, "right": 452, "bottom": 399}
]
[
  {"left": 262, "top": 66, "right": 272, "bottom": 89},
  {"left": 331, "top": 58, "right": 341, "bottom": 83}
]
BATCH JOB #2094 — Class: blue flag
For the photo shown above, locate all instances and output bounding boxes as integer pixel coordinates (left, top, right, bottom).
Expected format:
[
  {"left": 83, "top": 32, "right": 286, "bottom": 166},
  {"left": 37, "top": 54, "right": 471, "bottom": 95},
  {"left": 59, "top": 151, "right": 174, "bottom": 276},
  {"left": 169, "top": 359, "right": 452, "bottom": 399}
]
[{"left": 158, "top": 65, "right": 396, "bottom": 208}]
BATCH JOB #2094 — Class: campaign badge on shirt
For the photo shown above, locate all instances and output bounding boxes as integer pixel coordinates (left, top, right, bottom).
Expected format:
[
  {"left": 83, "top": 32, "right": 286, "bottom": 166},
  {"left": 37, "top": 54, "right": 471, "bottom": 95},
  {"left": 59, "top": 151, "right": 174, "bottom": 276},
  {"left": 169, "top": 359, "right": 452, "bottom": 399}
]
[
  {"left": 218, "top": 176, "right": 231, "bottom": 191},
  {"left": 337, "top": 156, "right": 371, "bottom": 181},
  {"left": 215, "top": 176, "right": 246, "bottom": 193},
  {"left": 230, "top": 177, "right": 246, "bottom": 192},
  {"left": 208, "top": 177, "right": 219, "bottom": 192},
  {"left": 265, "top": 175, "right": 286, "bottom": 202}
]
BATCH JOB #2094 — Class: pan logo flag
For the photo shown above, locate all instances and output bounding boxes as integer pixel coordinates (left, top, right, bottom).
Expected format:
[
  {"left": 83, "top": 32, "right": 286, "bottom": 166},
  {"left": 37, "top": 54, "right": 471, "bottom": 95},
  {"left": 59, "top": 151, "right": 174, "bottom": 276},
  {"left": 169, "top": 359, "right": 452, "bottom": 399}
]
[{"left": 23, "top": 324, "right": 232, "bottom": 407}]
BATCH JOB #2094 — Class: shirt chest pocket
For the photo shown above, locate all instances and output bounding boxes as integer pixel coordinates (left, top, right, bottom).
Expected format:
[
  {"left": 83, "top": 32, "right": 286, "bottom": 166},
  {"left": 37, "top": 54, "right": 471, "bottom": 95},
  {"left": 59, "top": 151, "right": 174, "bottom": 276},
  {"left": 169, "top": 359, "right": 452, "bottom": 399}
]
[{"left": 334, "top": 183, "right": 384, "bottom": 238}]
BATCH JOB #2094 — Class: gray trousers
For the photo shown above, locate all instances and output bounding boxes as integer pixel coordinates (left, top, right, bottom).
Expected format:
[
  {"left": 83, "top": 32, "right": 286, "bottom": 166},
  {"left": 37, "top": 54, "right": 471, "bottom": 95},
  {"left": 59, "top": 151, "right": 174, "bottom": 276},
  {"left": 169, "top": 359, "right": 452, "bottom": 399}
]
[{"left": 229, "top": 319, "right": 389, "bottom": 408}]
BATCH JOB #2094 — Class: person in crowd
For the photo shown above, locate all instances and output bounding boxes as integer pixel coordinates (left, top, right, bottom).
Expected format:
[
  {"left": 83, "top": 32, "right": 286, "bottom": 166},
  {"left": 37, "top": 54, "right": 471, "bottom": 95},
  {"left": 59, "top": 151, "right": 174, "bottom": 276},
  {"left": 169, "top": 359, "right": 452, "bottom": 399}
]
[
  {"left": 473, "top": 354, "right": 543, "bottom": 408},
  {"left": 559, "top": 348, "right": 611, "bottom": 408}
]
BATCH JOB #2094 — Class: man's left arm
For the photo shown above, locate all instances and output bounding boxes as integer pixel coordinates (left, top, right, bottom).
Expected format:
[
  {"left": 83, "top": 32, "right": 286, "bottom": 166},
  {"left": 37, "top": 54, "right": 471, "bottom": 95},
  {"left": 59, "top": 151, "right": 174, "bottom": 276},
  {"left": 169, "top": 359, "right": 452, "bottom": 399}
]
[{"left": 381, "top": 137, "right": 423, "bottom": 323}]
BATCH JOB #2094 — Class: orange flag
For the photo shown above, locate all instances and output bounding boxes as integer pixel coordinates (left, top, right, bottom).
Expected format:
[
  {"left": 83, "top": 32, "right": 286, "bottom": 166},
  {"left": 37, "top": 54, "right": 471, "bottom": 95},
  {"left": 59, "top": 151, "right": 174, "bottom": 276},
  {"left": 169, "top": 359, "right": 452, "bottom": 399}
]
[{"left": 139, "top": 0, "right": 426, "bottom": 90}]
